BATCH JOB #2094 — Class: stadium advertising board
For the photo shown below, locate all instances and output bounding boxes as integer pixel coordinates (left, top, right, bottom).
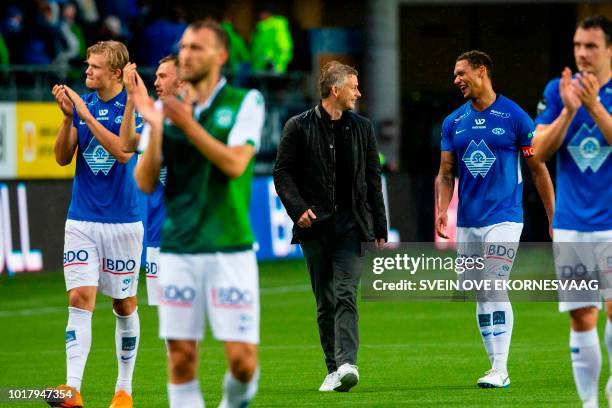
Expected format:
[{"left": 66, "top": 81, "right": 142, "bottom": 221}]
[
  {"left": 15, "top": 103, "right": 76, "bottom": 179},
  {"left": 250, "top": 176, "right": 303, "bottom": 260}
]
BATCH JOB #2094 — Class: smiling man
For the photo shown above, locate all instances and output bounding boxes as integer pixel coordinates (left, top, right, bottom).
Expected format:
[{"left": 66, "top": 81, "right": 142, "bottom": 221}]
[
  {"left": 532, "top": 15, "right": 612, "bottom": 408},
  {"left": 436, "top": 50, "right": 554, "bottom": 389},
  {"left": 274, "top": 61, "right": 388, "bottom": 392}
]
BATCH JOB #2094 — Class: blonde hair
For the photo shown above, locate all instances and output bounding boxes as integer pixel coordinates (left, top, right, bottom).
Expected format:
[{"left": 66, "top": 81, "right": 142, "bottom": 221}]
[{"left": 86, "top": 41, "right": 129, "bottom": 73}]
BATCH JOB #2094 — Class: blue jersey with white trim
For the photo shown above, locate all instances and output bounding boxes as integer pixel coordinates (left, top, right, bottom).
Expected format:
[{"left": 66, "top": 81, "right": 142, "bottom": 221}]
[
  {"left": 535, "top": 78, "right": 612, "bottom": 231},
  {"left": 67, "top": 89, "right": 144, "bottom": 223},
  {"left": 441, "top": 95, "right": 535, "bottom": 228}
]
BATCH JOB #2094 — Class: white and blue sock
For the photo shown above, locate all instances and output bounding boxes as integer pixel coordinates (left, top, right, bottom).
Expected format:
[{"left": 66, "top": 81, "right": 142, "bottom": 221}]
[
  {"left": 476, "top": 302, "right": 494, "bottom": 365},
  {"left": 168, "top": 379, "right": 204, "bottom": 408},
  {"left": 570, "top": 328, "right": 600, "bottom": 405},
  {"left": 114, "top": 308, "right": 140, "bottom": 395},
  {"left": 219, "top": 366, "right": 260, "bottom": 408},
  {"left": 490, "top": 301, "right": 513, "bottom": 374},
  {"left": 65, "top": 307, "right": 92, "bottom": 391}
]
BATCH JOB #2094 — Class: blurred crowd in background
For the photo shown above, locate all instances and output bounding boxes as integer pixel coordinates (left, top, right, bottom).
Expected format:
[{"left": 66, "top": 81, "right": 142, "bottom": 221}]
[{"left": 0, "top": 0, "right": 297, "bottom": 75}]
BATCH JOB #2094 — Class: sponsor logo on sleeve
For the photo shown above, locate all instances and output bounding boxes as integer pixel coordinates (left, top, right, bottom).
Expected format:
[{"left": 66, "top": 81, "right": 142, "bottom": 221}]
[{"left": 521, "top": 146, "right": 535, "bottom": 157}]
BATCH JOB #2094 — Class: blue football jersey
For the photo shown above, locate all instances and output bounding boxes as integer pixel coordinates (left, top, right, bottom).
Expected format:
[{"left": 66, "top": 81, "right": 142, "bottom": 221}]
[
  {"left": 535, "top": 78, "right": 612, "bottom": 232},
  {"left": 146, "top": 167, "right": 166, "bottom": 247},
  {"left": 67, "top": 89, "right": 145, "bottom": 223},
  {"left": 441, "top": 95, "right": 535, "bottom": 228}
]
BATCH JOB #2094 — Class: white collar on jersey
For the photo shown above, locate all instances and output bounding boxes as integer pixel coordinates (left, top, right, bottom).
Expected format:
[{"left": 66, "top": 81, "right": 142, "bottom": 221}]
[{"left": 193, "top": 76, "right": 227, "bottom": 118}]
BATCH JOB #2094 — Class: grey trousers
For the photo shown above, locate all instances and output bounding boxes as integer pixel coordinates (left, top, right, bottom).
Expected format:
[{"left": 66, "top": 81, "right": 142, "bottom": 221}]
[{"left": 300, "top": 211, "right": 362, "bottom": 373}]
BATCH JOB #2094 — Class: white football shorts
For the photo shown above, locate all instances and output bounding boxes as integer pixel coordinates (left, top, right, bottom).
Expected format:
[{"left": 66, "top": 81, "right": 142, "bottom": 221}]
[
  {"left": 63, "top": 220, "right": 144, "bottom": 299},
  {"left": 456, "top": 222, "right": 523, "bottom": 300},
  {"left": 158, "top": 250, "right": 260, "bottom": 344},
  {"left": 145, "top": 246, "right": 161, "bottom": 306},
  {"left": 554, "top": 228, "right": 612, "bottom": 312}
]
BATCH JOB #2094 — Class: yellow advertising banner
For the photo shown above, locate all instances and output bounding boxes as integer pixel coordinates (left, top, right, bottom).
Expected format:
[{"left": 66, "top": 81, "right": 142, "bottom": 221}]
[{"left": 16, "top": 103, "right": 75, "bottom": 179}]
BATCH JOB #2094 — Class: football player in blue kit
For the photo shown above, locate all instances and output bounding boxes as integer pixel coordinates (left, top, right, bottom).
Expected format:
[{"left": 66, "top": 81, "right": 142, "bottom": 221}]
[
  {"left": 436, "top": 50, "right": 555, "bottom": 389},
  {"left": 533, "top": 15, "right": 611, "bottom": 408},
  {"left": 120, "top": 55, "right": 183, "bottom": 308},
  {"left": 47, "top": 41, "right": 144, "bottom": 408}
]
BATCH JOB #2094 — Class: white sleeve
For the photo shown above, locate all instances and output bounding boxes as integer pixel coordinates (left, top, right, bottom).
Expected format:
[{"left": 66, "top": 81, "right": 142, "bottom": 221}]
[
  {"left": 227, "top": 90, "right": 265, "bottom": 150},
  {"left": 137, "top": 124, "right": 150, "bottom": 153},
  {"left": 136, "top": 100, "right": 163, "bottom": 153}
]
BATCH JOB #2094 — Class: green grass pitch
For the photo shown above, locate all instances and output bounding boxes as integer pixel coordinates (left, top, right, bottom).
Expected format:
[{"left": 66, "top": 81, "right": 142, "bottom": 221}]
[{"left": 0, "top": 258, "right": 609, "bottom": 407}]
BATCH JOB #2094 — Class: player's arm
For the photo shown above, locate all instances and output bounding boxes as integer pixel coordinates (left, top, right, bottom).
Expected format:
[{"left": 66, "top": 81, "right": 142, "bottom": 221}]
[
  {"left": 573, "top": 72, "right": 612, "bottom": 145},
  {"left": 62, "top": 86, "right": 134, "bottom": 164},
  {"left": 133, "top": 93, "right": 163, "bottom": 193},
  {"left": 162, "top": 94, "right": 259, "bottom": 179},
  {"left": 435, "top": 151, "right": 455, "bottom": 239},
  {"left": 525, "top": 154, "right": 555, "bottom": 237},
  {"left": 52, "top": 84, "right": 78, "bottom": 166},
  {"left": 119, "top": 63, "right": 142, "bottom": 153},
  {"left": 532, "top": 68, "right": 580, "bottom": 162},
  {"left": 365, "top": 121, "right": 388, "bottom": 246}
]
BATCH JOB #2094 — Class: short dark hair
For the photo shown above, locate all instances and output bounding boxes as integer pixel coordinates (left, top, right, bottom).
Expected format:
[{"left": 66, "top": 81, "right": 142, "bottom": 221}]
[
  {"left": 188, "top": 18, "right": 229, "bottom": 51},
  {"left": 577, "top": 15, "right": 611, "bottom": 45},
  {"left": 456, "top": 50, "right": 494, "bottom": 78},
  {"left": 319, "top": 61, "right": 358, "bottom": 98},
  {"left": 158, "top": 54, "right": 178, "bottom": 67}
]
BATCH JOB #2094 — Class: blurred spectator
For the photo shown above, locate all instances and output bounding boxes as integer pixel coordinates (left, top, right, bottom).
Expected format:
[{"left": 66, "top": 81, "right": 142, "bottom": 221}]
[
  {"left": 1, "top": 6, "right": 22, "bottom": 62},
  {"left": 0, "top": 32, "right": 9, "bottom": 66},
  {"left": 94, "top": 15, "right": 128, "bottom": 44},
  {"left": 134, "top": 5, "right": 186, "bottom": 67},
  {"left": 73, "top": 0, "right": 98, "bottom": 23},
  {"left": 251, "top": 5, "right": 293, "bottom": 74},
  {"left": 95, "top": 0, "right": 137, "bottom": 27},
  {"left": 18, "top": 0, "right": 61, "bottom": 64},
  {"left": 54, "top": 2, "right": 85, "bottom": 66},
  {"left": 221, "top": 18, "right": 250, "bottom": 76}
]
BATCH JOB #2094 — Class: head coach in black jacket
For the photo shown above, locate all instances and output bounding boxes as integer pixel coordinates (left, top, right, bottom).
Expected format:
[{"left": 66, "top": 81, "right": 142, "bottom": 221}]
[{"left": 273, "top": 61, "right": 388, "bottom": 393}]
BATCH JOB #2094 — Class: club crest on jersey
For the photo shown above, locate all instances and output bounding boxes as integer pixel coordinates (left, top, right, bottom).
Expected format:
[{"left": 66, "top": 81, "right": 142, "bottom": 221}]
[
  {"left": 567, "top": 124, "right": 611, "bottom": 173},
  {"left": 462, "top": 140, "right": 496, "bottom": 177},
  {"left": 214, "top": 107, "right": 234, "bottom": 129},
  {"left": 83, "top": 138, "right": 116, "bottom": 175}
]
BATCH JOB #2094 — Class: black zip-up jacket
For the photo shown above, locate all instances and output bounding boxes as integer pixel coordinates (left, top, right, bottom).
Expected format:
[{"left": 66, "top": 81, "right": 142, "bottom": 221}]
[{"left": 273, "top": 103, "right": 388, "bottom": 244}]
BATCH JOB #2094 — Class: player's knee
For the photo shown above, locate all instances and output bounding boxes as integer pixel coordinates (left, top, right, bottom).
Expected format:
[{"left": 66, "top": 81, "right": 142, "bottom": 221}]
[
  {"left": 112, "top": 297, "right": 137, "bottom": 316},
  {"left": 68, "top": 288, "right": 95, "bottom": 311},
  {"left": 168, "top": 341, "right": 197, "bottom": 380},
  {"left": 227, "top": 345, "right": 258, "bottom": 382},
  {"left": 570, "top": 307, "right": 598, "bottom": 331}
]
